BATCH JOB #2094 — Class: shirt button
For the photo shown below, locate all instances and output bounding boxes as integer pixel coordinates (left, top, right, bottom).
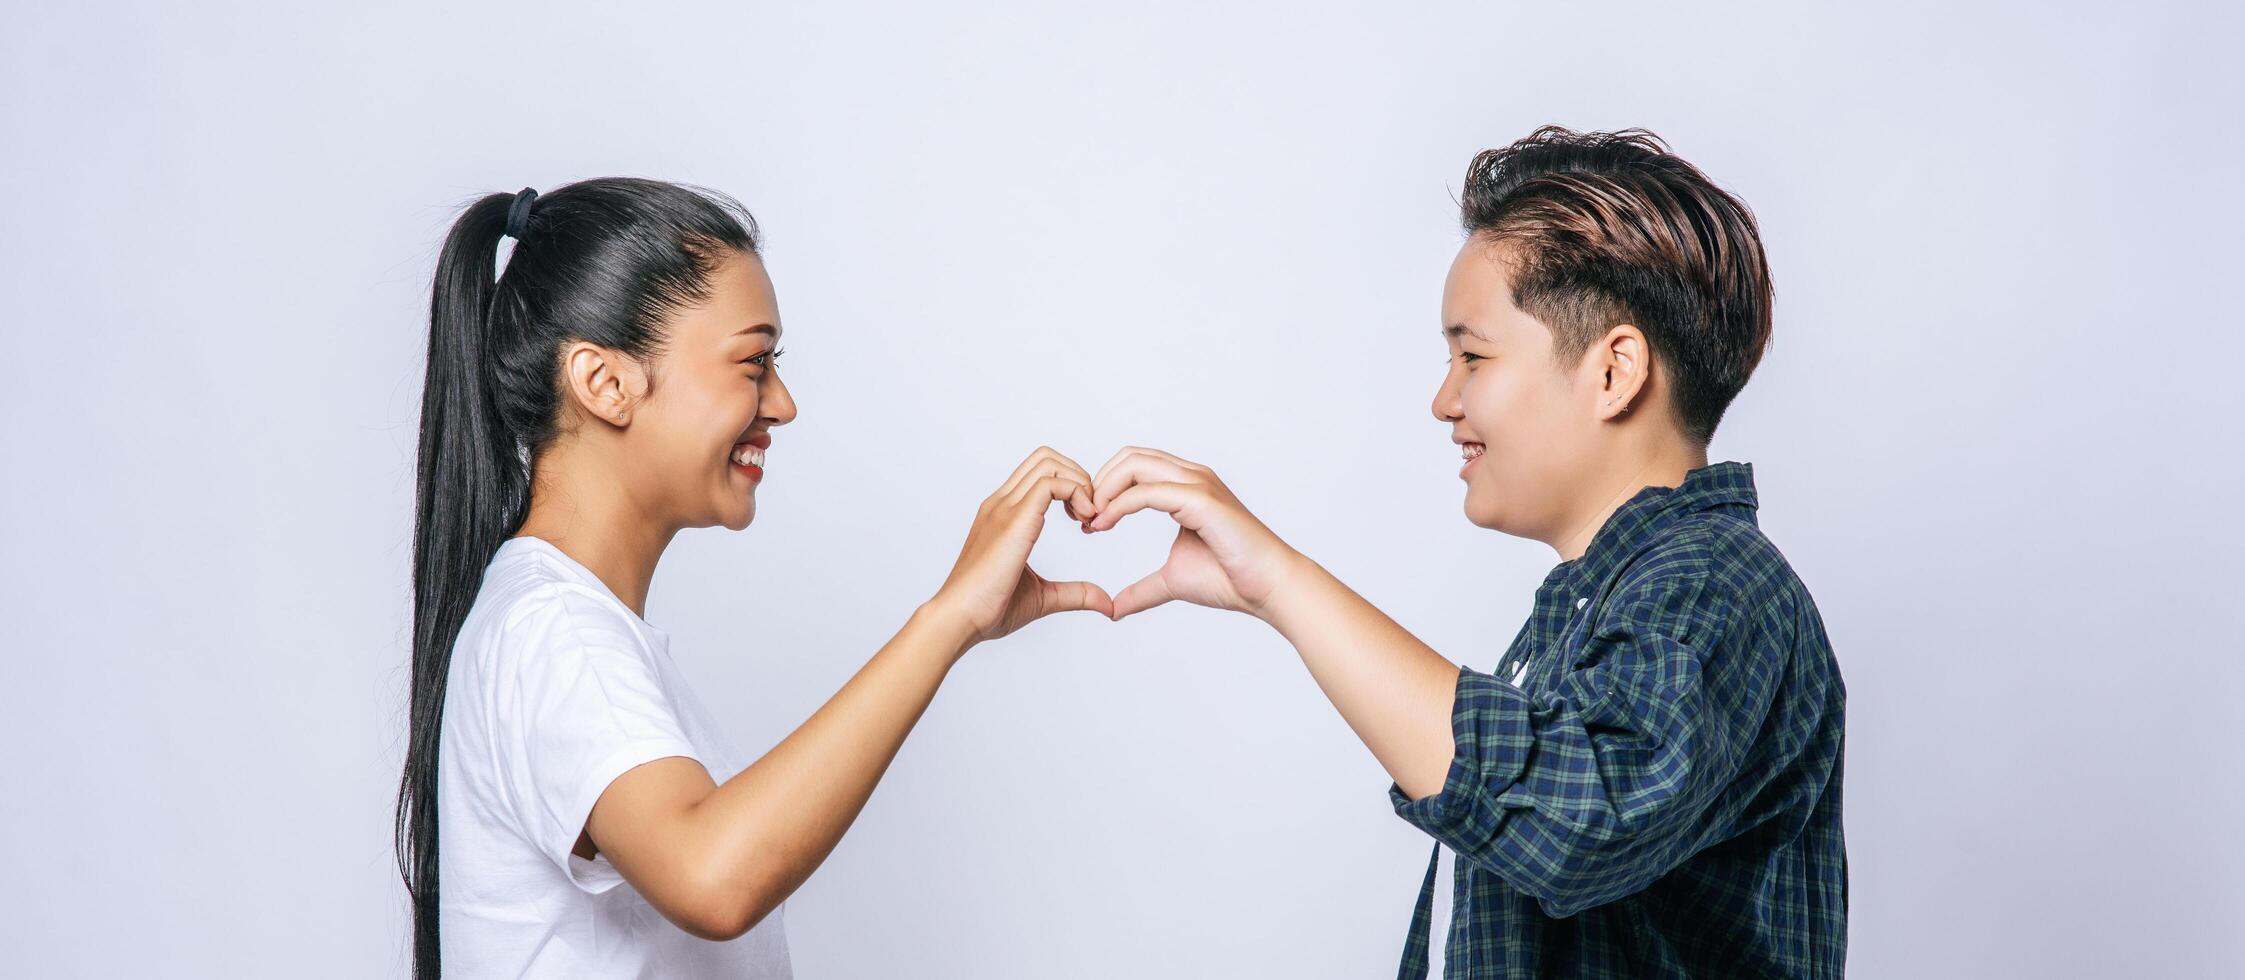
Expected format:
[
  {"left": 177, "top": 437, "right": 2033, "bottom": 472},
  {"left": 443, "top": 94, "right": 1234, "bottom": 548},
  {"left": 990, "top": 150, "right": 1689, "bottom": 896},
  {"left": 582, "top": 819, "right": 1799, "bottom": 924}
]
[{"left": 1575, "top": 597, "right": 1589, "bottom": 611}]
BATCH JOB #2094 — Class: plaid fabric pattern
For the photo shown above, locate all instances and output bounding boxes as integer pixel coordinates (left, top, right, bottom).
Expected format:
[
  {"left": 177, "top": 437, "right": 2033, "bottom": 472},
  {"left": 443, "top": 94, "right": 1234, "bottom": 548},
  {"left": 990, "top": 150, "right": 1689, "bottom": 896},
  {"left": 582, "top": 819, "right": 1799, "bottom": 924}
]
[{"left": 1389, "top": 461, "right": 1847, "bottom": 978}]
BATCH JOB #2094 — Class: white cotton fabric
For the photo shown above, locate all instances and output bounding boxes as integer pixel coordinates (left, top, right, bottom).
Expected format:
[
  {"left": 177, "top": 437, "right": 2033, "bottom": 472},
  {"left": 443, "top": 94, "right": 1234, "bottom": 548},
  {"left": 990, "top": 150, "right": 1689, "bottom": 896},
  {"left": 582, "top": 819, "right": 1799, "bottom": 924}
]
[{"left": 436, "top": 535, "right": 791, "bottom": 979}]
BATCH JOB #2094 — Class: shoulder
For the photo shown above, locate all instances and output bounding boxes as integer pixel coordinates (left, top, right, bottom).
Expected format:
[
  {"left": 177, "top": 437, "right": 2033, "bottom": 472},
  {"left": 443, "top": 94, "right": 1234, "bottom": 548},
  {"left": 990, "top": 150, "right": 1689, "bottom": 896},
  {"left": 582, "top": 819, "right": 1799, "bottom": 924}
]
[
  {"left": 1607, "top": 511, "right": 1809, "bottom": 639},
  {"left": 461, "top": 552, "right": 653, "bottom": 675}
]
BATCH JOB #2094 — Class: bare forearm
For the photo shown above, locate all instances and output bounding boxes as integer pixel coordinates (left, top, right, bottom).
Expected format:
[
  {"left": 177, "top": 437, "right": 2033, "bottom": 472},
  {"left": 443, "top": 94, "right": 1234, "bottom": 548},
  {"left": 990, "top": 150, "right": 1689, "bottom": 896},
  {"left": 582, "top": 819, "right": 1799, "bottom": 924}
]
[
  {"left": 1074, "top": 447, "right": 1463, "bottom": 796},
  {"left": 686, "top": 602, "right": 974, "bottom": 923},
  {"left": 1258, "top": 555, "right": 1462, "bottom": 799}
]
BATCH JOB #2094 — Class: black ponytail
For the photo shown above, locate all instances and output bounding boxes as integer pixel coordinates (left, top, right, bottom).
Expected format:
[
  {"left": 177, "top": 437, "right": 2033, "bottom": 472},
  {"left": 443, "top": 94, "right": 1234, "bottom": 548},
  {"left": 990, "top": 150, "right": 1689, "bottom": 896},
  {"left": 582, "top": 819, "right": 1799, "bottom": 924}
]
[{"left": 398, "top": 178, "right": 758, "bottom": 978}]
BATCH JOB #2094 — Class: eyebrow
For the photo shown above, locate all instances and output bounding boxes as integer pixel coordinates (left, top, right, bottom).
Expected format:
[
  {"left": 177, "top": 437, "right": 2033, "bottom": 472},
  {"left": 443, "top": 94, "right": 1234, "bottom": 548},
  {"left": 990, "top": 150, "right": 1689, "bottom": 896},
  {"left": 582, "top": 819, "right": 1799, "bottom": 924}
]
[
  {"left": 1443, "top": 323, "right": 1493, "bottom": 342},
  {"left": 732, "top": 324, "right": 780, "bottom": 338}
]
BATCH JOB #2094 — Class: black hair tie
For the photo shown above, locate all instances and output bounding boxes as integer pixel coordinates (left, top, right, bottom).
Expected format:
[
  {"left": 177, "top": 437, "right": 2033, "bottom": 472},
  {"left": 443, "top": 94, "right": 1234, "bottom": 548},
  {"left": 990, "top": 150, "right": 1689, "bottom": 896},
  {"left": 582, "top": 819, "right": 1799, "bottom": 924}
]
[{"left": 503, "top": 187, "right": 538, "bottom": 239}]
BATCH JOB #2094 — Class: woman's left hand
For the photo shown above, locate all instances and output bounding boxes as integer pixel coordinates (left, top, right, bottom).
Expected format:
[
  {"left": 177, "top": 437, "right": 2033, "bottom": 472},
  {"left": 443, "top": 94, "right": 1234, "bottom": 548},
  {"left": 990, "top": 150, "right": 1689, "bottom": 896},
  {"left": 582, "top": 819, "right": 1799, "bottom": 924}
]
[{"left": 929, "top": 446, "right": 1114, "bottom": 648}]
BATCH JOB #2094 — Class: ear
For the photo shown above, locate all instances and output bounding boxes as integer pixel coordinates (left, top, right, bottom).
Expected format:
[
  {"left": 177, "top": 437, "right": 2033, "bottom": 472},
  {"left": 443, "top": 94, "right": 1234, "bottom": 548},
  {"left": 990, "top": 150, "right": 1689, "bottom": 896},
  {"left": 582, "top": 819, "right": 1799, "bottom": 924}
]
[
  {"left": 1590, "top": 324, "right": 1651, "bottom": 423},
  {"left": 558, "top": 341, "right": 647, "bottom": 429}
]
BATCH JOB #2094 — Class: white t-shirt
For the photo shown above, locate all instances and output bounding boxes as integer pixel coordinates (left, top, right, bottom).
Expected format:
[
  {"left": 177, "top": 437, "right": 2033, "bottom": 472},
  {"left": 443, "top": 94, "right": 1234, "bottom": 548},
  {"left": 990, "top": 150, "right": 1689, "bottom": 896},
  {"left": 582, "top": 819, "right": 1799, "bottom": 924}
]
[
  {"left": 437, "top": 535, "right": 791, "bottom": 978},
  {"left": 1428, "top": 845, "right": 1455, "bottom": 977}
]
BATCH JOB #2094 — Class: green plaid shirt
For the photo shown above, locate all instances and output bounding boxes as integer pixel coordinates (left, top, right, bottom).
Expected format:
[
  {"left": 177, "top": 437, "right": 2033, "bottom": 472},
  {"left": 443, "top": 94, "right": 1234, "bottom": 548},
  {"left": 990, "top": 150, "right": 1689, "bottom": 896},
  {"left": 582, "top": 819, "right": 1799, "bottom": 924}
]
[{"left": 1389, "top": 461, "right": 1847, "bottom": 978}]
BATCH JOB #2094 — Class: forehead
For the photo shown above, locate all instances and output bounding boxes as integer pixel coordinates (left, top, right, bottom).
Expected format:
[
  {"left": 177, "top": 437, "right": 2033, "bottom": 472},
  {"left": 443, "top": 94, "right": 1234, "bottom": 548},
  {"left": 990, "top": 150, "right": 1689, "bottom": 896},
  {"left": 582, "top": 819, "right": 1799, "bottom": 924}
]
[
  {"left": 1441, "top": 238, "right": 1529, "bottom": 343},
  {"left": 673, "top": 249, "right": 782, "bottom": 344}
]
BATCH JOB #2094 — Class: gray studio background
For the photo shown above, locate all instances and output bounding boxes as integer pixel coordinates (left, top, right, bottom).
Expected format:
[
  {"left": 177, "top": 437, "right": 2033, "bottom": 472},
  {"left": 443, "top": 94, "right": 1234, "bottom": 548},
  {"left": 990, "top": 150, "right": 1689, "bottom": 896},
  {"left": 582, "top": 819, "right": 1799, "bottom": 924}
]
[{"left": 4, "top": 1, "right": 2239, "bottom": 976}]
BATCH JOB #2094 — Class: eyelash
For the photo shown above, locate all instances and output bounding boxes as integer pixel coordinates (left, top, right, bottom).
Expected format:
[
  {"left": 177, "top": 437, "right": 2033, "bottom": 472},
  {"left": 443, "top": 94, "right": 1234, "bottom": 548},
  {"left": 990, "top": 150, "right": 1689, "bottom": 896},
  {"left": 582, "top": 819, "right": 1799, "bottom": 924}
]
[
  {"left": 744, "top": 346, "right": 787, "bottom": 369},
  {"left": 1451, "top": 352, "right": 1485, "bottom": 364}
]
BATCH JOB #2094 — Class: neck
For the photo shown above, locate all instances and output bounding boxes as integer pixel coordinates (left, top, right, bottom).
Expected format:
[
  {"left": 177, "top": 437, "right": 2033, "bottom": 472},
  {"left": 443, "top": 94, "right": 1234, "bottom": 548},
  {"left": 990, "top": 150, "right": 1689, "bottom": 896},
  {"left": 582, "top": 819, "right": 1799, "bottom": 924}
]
[
  {"left": 513, "top": 447, "right": 676, "bottom": 619},
  {"left": 1548, "top": 441, "right": 1710, "bottom": 563}
]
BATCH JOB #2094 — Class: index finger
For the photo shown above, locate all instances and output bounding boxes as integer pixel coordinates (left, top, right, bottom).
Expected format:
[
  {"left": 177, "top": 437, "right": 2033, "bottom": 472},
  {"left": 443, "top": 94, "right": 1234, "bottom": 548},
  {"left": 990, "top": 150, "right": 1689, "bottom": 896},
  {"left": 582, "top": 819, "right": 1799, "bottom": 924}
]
[
  {"left": 1091, "top": 452, "right": 1195, "bottom": 515},
  {"left": 1092, "top": 445, "right": 1202, "bottom": 490},
  {"left": 997, "top": 446, "right": 1096, "bottom": 502},
  {"left": 1005, "top": 474, "right": 1097, "bottom": 531}
]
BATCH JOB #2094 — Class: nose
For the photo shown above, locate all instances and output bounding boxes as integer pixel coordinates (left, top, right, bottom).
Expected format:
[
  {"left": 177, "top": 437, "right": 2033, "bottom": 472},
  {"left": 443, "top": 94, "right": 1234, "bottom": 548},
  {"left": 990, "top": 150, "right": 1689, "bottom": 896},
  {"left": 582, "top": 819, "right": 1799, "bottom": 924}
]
[
  {"left": 762, "top": 366, "right": 798, "bottom": 426},
  {"left": 1431, "top": 362, "right": 1464, "bottom": 423}
]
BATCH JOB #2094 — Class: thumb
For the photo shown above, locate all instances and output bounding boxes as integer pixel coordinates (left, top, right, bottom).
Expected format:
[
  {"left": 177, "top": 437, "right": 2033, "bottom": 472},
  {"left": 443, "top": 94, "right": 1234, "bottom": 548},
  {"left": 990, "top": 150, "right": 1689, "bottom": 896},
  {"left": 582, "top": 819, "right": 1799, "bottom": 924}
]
[
  {"left": 1034, "top": 568, "right": 1116, "bottom": 619},
  {"left": 1110, "top": 567, "right": 1176, "bottom": 621}
]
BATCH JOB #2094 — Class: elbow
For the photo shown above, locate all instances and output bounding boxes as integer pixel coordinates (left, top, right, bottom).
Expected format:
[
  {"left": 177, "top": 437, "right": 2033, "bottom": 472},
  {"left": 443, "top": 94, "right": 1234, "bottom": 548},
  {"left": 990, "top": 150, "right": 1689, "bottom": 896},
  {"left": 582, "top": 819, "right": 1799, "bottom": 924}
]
[
  {"left": 669, "top": 872, "right": 783, "bottom": 942},
  {"left": 1511, "top": 790, "right": 1705, "bottom": 917},
  {"left": 1536, "top": 836, "right": 1678, "bottom": 919},
  {"left": 1491, "top": 825, "right": 1639, "bottom": 920},
  {"left": 675, "top": 892, "right": 777, "bottom": 942},
  {"left": 1531, "top": 883, "right": 1606, "bottom": 921},
  {"left": 660, "top": 822, "right": 802, "bottom": 941},
  {"left": 1516, "top": 857, "right": 1617, "bottom": 920}
]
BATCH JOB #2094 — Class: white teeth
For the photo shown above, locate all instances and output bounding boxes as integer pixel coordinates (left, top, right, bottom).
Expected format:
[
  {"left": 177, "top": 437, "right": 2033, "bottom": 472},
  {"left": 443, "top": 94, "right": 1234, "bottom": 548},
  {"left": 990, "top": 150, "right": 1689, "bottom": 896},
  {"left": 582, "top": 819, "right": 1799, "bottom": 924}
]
[
  {"left": 1461, "top": 443, "right": 1485, "bottom": 460},
  {"left": 734, "top": 446, "right": 765, "bottom": 467}
]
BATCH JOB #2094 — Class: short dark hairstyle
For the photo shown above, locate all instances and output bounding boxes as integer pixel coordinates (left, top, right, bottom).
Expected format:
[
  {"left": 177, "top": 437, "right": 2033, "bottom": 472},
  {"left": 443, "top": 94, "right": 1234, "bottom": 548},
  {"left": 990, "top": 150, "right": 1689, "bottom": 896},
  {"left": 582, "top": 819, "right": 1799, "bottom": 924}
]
[{"left": 1461, "top": 126, "right": 1772, "bottom": 446}]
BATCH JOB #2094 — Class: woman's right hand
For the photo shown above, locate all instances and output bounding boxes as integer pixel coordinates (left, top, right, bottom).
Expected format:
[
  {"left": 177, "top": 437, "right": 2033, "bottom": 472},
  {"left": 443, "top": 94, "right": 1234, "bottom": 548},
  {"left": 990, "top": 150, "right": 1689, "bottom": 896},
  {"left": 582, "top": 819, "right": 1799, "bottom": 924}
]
[{"left": 927, "top": 446, "right": 1114, "bottom": 649}]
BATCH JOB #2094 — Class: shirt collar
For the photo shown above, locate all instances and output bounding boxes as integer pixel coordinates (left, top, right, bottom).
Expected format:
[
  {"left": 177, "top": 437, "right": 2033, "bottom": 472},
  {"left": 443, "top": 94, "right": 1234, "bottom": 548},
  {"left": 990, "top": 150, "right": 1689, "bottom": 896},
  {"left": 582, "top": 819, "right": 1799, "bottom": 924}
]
[{"left": 1538, "top": 460, "right": 1760, "bottom": 603}]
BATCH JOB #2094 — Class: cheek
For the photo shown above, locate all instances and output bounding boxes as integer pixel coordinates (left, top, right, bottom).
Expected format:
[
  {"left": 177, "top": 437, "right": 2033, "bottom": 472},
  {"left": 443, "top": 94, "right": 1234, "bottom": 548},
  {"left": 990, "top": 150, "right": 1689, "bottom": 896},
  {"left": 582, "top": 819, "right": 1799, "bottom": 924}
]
[
  {"left": 682, "top": 381, "right": 752, "bottom": 451},
  {"left": 1460, "top": 371, "right": 1511, "bottom": 439},
  {"left": 644, "top": 404, "right": 735, "bottom": 481},
  {"left": 1484, "top": 369, "right": 1579, "bottom": 441}
]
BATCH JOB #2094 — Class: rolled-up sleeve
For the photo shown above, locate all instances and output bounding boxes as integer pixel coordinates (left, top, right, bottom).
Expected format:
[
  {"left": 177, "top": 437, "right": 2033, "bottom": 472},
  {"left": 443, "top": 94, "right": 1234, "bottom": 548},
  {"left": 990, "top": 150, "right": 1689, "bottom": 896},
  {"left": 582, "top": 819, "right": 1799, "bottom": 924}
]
[{"left": 1390, "top": 560, "right": 1776, "bottom": 918}]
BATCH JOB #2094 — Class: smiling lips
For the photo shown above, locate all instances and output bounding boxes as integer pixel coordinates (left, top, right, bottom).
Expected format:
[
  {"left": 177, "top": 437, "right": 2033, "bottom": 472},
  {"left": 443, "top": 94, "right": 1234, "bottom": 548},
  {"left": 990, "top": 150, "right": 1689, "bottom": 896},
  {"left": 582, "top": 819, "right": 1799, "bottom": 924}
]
[
  {"left": 732, "top": 431, "right": 770, "bottom": 483},
  {"left": 1458, "top": 440, "right": 1485, "bottom": 477}
]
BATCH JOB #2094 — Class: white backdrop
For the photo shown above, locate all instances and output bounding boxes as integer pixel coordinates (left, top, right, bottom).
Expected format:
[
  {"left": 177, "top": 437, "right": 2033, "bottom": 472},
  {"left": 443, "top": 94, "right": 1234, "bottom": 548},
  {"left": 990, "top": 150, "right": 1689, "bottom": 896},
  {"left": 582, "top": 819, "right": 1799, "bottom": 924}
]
[{"left": 4, "top": 2, "right": 2240, "bottom": 976}]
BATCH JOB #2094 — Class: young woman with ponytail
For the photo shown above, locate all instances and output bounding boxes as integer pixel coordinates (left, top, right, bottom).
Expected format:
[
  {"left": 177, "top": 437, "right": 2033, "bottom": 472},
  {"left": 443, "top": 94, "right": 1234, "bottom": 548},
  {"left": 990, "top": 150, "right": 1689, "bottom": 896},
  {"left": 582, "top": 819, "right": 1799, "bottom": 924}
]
[{"left": 397, "top": 178, "right": 1111, "bottom": 978}]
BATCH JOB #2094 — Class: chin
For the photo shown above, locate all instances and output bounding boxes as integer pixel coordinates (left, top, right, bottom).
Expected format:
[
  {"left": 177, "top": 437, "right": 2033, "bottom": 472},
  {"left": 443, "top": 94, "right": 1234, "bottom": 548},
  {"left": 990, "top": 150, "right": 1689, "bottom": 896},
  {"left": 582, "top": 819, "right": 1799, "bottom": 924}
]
[
  {"left": 722, "top": 504, "right": 757, "bottom": 532},
  {"left": 1462, "top": 494, "right": 1503, "bottom": 531}
]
